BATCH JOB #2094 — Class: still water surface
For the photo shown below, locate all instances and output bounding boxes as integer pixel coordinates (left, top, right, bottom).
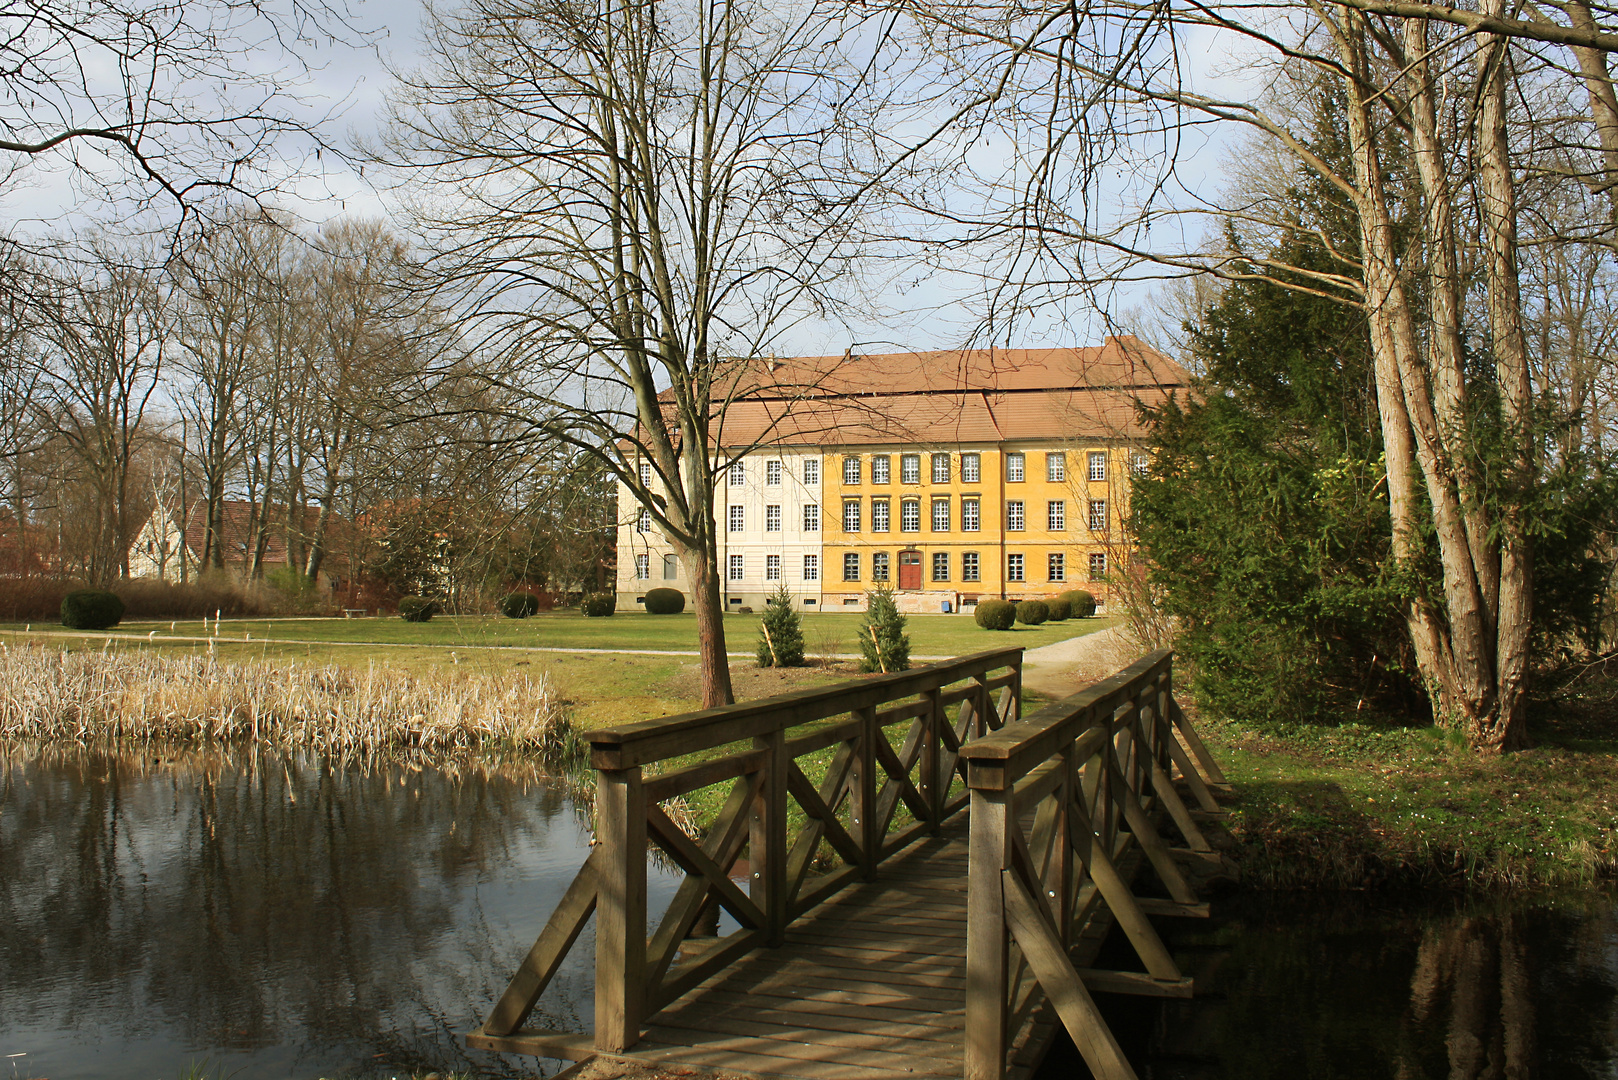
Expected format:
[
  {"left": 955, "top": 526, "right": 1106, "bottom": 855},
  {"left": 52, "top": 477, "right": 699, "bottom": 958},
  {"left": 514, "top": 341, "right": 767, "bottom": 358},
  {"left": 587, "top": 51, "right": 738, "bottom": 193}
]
[{"left": 3, "top": 748, "right": 1615, "bottom": 1080}]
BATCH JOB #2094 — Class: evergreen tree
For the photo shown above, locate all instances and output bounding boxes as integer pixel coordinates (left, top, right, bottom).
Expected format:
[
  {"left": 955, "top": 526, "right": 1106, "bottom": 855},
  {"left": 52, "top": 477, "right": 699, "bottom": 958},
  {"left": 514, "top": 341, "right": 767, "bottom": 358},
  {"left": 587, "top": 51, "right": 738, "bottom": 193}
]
[
  {"left": 756, "top": 582, "right": 805, "bottom": 667},
  {"left": 859, "top": 584, "right": 910, "bottom": 673}
]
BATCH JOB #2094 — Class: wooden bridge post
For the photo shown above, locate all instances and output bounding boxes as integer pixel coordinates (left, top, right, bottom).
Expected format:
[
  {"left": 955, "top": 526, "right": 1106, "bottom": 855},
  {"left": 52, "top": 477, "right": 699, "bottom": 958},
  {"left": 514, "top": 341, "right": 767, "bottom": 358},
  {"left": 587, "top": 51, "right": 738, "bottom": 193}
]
[
  {"left": 855, "top": 706, "right": 879, "bottom": 879},
  {"left": 965, "top": 761, "right": 1011, "bottom": 1080},
  {"left": 752, "top": 728, "right": 789, "bottom": 945},
  {"left": 595, "top": 764, "right": 647, "bottom": 1052},
  {"left": 923, "top": 686, "right": 943, "bottom": 830}
]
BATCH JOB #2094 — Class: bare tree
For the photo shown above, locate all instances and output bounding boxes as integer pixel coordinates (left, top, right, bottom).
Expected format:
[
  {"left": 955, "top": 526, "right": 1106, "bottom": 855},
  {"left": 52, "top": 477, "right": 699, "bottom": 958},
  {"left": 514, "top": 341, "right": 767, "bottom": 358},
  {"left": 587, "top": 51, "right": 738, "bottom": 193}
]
[{"left": 385, "top": 0, "right": 945, "bottom": 706}]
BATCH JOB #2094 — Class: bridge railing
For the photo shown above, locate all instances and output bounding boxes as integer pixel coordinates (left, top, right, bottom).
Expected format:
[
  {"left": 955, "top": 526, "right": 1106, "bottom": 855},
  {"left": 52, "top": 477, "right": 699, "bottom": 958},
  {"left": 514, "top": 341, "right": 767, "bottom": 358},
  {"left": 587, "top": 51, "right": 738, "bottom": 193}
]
[
  {"left": 960, "top": 648, "right": 1229, "bottom": 1080},
  {"left": 470, "top": 645, "right": 1025, "bottom": 1059}
]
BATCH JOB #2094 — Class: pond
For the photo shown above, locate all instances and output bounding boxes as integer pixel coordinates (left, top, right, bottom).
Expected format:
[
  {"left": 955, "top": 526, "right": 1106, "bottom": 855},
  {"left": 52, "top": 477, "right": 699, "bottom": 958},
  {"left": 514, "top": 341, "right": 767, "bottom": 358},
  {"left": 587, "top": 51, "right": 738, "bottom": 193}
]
[
  {"left": 1043, "top": 890, "right": 1618, "bottom": 1079},
  {"left": 5, "top": 748, "right": 1615, "bottom": 1080}
]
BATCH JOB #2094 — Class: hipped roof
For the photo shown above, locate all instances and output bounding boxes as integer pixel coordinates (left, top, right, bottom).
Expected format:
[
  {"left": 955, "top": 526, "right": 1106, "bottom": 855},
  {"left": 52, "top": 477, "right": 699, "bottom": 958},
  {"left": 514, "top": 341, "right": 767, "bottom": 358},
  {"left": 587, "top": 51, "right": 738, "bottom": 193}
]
[{"left": 682, "top": 336, "right": 1188, "bottom": 449}]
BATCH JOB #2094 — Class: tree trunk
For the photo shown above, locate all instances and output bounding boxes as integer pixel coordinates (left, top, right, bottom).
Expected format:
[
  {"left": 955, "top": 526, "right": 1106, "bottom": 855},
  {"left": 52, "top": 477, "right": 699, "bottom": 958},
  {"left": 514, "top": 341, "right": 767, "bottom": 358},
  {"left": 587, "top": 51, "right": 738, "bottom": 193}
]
[
  {"left": 1566, "top": 0, "right": 1618, "bottom": 220},
  {"left": 684, "top": 535, "right": 735, "bottom": 710}
]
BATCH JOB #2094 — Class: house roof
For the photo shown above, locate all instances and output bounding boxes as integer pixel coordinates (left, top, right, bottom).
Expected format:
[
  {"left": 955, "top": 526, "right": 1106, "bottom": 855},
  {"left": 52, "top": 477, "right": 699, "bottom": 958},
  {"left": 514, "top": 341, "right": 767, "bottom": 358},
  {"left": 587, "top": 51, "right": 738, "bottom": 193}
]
[{"left": 660, "top": 337, "right": 1187, "bottom": 449}]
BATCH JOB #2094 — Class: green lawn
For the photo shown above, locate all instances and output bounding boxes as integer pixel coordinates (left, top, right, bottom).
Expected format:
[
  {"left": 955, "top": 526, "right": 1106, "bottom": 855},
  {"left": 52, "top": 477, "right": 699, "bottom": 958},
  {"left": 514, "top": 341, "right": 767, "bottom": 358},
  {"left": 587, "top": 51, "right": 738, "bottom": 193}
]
[{"left": 85, "top": 609, "right": 1117, "bottom": 658}]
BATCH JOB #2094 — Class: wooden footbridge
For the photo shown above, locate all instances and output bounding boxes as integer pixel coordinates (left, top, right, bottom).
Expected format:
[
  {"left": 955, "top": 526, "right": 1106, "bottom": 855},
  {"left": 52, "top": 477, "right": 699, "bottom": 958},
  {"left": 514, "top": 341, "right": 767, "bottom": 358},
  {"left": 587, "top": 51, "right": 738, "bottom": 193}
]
[{"left": 468, "top": 646, "right": 1232, "bottom": 1080}]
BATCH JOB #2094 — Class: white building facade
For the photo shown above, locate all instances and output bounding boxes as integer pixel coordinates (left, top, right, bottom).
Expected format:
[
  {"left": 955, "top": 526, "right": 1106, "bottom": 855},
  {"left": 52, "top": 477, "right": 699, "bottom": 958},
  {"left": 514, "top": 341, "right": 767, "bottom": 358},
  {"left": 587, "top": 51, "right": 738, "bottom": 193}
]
[{"left": 614, "top": 449, "right": 826, "bottom": 612}]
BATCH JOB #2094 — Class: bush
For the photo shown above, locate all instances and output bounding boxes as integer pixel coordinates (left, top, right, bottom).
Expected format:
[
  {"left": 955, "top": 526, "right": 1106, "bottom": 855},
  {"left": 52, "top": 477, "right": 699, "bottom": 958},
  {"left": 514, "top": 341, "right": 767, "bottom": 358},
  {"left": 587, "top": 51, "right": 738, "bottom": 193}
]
[
  {"left": 643, "top": 587, "right": 685, "bottom": 615},
  {"left": 398, "top": 596, "right": 440, "bottom": 622},
  {"left": 756, "top": 583, "right": 805, "bottom": 667},
  {"left": 1046, "top": 597, "right": 1072, "bottom": 621},
  {"left": 974, "top": 598, "right": 1017, "bottom": 630},
  {"left": 61, "top": 589, "right": 125, "bottom": 630},
  {"left": 581, "top": 592, "right": 616, "bottom": 617},
  {"left": 859, "top": 584, "right": 910, "bottom": 672},
  {"left": 500, "top": 592, "right": 541, "bottom": 619},
  {"left": 1058, "top": 590, "right": 1097, "bottom": 617},
  {"left": 1016, "top": 600, "right": 1050, "bottom": 626}
]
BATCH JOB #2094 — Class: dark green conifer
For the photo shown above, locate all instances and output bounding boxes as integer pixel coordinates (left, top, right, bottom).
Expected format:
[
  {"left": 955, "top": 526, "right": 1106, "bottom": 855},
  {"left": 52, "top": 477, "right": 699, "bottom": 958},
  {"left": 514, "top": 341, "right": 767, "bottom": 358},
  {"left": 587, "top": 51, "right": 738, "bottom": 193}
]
[
  {"left": 756, "top": 582, "right": 805, "bottom": 667},
  {"left": 859, "top": 584, "right": 910, "bottom": 673}
]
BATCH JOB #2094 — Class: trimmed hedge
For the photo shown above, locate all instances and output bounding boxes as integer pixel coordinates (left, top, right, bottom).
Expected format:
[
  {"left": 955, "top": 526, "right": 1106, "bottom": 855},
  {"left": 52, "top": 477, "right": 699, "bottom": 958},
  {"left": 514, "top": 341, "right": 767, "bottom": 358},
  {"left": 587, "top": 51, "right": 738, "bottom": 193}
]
[
  {"left": 61, "top": 589, "right": 125, "bottom": 630},
  {"left": 1016, "top": 600, "right": 1050, "bottom": 625},
  {"left": 974, "top": 598, "right": 1016, "bottom": 630},
  {"left": 1058, "top": 590, "right": 1097, "bottom": 617},
  {"left": 398, "top": 596, "right": 440, "bottom": 622},
  {"left": 643, "top": 587, "right": 686, "bottom": 615},
  {"left": 500, "top": 592, "right": 541, "bottom": 619},
  {"left": 581, "top": 592, "right": 616, "bottom": 617},
  {"left": 1046, "top": 597, "right": 1072, "bottom": 621}
]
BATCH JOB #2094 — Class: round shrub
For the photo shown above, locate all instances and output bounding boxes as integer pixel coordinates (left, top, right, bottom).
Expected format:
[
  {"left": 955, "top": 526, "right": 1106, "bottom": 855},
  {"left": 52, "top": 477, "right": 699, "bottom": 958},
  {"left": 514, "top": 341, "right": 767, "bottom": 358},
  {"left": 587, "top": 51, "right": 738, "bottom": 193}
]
[
  {"left": 974, "top": 598, "right": 1017, "bottom": 630},
  {"left": 500, "top": 592, "right": 541, "bottom": 619},
  {"left": 61, "top": 589, "right": 125, "bottom": 630},
  {"left": 643, "top": 587, "right": 686, "bottom": 615},
  {"left": 1059, "top": 590, "right": 1097, "bottom": 617},
  {"left": 1046, "top": 597, "right": 1072, "bottom": 621},
  {"left": 398, "top": 596, "right": 440, "bottom": 622},
  {"left": 1016, "top": 600, "right": 1050, "bottom": 625},
  {"left": 581, "top": 592, "right": 616, "bottom": 617}
]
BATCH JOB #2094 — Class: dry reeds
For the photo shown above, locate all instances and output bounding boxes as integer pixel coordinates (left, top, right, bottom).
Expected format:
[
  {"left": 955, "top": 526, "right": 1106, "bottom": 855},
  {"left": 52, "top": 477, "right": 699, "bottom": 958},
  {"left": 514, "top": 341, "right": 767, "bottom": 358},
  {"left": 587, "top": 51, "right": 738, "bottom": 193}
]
[{"left": 0, "top": 644, "right": 577, "bottom": 761}]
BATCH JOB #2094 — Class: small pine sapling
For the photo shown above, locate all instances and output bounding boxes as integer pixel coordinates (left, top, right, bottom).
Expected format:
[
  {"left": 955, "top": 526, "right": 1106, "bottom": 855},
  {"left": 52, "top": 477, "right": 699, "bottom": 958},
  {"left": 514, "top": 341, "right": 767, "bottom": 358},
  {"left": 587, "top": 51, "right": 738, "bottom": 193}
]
[
  {"left": 756, "top": 582, "right": 805, "bottom": 667},
  {"left": 859, "top": 584, "right": 910, "bottom": 673}
]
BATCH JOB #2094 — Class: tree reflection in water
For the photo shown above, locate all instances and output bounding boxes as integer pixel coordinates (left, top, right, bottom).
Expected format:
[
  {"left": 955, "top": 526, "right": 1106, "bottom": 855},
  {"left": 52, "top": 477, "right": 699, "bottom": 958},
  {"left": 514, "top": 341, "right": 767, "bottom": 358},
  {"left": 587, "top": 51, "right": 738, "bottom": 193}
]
[
  {"left": 0, "top": 744, "right": 596, "bottom": 1079},
  {"left": 1402, "top": 913, "right": 1534, "bottom": 1080}
]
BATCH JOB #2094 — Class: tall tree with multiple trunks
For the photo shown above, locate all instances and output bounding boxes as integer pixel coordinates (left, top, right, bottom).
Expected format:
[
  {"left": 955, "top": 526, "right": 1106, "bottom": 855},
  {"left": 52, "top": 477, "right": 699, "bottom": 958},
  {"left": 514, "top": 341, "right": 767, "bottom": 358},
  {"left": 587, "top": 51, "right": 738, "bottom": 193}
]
[
  {"left": 900, "top": 0, "right": 1618, "bottom": 751},
  {"left": 386, "top": 0, "right": 934, "bottom": 706}
]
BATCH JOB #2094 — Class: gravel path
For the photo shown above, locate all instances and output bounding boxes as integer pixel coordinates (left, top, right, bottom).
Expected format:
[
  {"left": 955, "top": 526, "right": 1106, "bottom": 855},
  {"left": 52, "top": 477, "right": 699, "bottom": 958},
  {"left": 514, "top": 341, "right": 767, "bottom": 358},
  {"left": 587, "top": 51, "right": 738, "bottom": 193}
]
[{"left": 1020, "top": 624, "right": 1138, "bottom": 700}]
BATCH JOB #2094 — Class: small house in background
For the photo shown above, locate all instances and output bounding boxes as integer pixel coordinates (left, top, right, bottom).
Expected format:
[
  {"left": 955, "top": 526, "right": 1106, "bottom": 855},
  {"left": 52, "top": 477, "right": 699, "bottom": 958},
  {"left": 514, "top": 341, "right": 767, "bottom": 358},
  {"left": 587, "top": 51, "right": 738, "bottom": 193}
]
[{"left": 127, "top": 499, "right": 354, "bottom": 593}]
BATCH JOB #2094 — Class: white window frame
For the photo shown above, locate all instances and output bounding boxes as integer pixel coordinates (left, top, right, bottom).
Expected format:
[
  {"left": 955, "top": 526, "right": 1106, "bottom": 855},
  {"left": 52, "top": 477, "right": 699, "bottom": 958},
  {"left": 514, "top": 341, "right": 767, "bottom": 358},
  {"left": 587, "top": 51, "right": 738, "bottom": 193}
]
[
  {"left": 1088, "top": 452, "right": 1106, "bottom": 482},
  {"left": 638, "top": 460, "right": 652, "bottom": 486},
  {"left": 804, "top": 459, "right": 820, "bottom": 485},
  {"left": 932, "top": 498, "right": 950, "bottom": 532},
  {"left": 843, "top": 499, "right": 862, "bottom": 532},
  {"left": 961, "top": 453, "right": 981, "bottom": 483},
  {"left": 1049, "top": 552, "right": 1065, "bottom": 582},
  {"left": 931, "top": 453, "right": 950, "bottom": 483},
  {"left": 636, "top": 507, "right": 651, "bottom": 532},
  {"left": 728, "top": 554, "right": 745, "bottom": 581},
  {"left": 872, "top": 499, "right": 890, "bottom": 532},
  {"left": 803, "top": 554, "right": 819, "bottom": 582},
  {"left": 729, "top": 505, "right": 745, "bottom": 532},
  {"left": 730, "top": 461, "right": 746, "bottom": 487},
  {"left": 1047, "top": 453, "right": 1065, "bottom": 483},
  {"left": 843, "top": 552, "right": 860, "bottom": 581},
  {"left": 1089, "top": 552, "right": 1107, "bottom": 580},
  {"left": 932, "top": 551, "right": 950, "bottom": 581},
  {"left": 1048, "top": 500, "right": 1065, "bottom": 531},
  {"left": 803, "top": 503, "right": 820, "bottom": 532},
  {"left": 1007, "top": 500, "right": 1024, "bottom": 531},
  {"left": 872, "top": 551, "right": 890, "bottom": 581},
  {"left": 635, "top": 553, "right": 650, "bottom": 579},
  {"left": 900, "top": 499, "right": 920, "bottom": 532},
  {"left": 1007, "top": 553, "right": 1025, "bottom": 582},
  {"left": 1131, "top": 452, "right": 1150, "bottom": 476},
  {"left": 765, "top": 554, "right": 781, "bottom": 581},
  {"left": 962, "top": 498, "right": 980, "bottom": 532},
  {"left": 1006, "top": 453, "right": 1025, "bottom": 483},
  {"left": 900, "top": 454, "right": 920, "bottom": 484},
  {"left": 1089, "top": 499, "right": 1107, "bottom": 531},
  {"left": 962, "top": 551, "right": 980, "bottom": 582},
  {"left": 844, "top": 456, "right": 862, "bottom": 485},
  {"left": 872, "top": 455, "right": 891, "bottom": 484},
  {"left": 766, "top": 504, "right": 782, "bottom": 532}
]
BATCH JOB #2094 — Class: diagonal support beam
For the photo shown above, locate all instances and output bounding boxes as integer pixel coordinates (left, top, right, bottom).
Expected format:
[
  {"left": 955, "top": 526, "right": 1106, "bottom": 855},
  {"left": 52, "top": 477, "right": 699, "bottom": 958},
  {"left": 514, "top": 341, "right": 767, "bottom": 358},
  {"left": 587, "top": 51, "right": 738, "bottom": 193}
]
[{"left": 1106, "top": 760, "right": 1199, "bottom": 905}]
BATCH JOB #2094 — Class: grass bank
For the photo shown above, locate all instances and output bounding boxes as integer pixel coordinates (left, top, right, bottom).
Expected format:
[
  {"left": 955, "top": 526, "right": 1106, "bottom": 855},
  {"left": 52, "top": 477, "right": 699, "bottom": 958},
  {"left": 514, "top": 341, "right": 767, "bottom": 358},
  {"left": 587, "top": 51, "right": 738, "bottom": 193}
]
[{"left": 1199, "top": 700, "right": 1618, "bottom": 890}]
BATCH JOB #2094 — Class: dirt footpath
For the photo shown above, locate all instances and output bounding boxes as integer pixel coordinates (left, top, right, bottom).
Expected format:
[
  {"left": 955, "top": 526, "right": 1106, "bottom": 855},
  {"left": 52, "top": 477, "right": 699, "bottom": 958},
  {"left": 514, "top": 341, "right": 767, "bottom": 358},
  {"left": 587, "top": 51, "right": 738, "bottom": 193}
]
[{"left": 1020, "top": 625, "right": 1138, "bottom": 700}]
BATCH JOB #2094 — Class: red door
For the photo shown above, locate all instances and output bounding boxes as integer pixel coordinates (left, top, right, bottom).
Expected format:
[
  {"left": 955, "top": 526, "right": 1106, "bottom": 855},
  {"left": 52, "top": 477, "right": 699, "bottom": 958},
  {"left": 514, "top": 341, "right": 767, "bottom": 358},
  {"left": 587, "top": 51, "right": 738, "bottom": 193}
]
[{"left": 898, "top": 550, "right": 922, "bottom": 590}]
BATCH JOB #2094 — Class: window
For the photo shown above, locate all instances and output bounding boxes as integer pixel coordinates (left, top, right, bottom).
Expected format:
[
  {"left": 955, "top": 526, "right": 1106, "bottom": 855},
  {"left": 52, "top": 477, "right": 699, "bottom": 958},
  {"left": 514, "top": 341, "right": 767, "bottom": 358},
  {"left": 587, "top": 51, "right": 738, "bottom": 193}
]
[
  {"left": 843, "top": 499, "right": 862, "bottom": 532},
  {"left": 1088, "top": 499, "right": 1107, "bottom": 531},
  {"left": 962, "top": 551, "right": 980, "bottom": 582},
  {"left": 844, "top": 552, "right": 860, "bottom": 581},
  {"left": 635, "top": 553, "right": 650, "bottom": 579},
  {"left": 766, "top": 554, "right": 781, "bottom": 581},
  {"left": 1048, "top": 500, "right": 1065, "bottom": 531},
  {"left": 843, "top": 455, "right": 862, "bottom": 485},
  {"left": 932, "top": 498, "right": 951, "bottom": 532},
  {"left": 1006, "top": 453, "right": 1025, "bottom": 482},
  {"left": 932, "top": 453, "right": 950, "bottom": 483},
  {"left": 729, "top": 505, "right": 745, "bottom": 532},
  {"left": 638, "top": 460, "right": 652, "bottom": 486},
  {"left": 872, "top": 551, "right": 890, "bottom": 581},
  {"left": 766, "top": 505, "right": 782, "bottom": 532},
  {"left": 1049, "top": 552, "right": 1066, "bottom": 582},
  {"left": 636, "top": 507, "right": 651, "bottom": 532},
  {"left": 730, "top": 461, "right": 746, "bottom": 487},
  {"left": 1089, "top": 552, "right": 1107, "bottom": 580},
  {"left": 1131, "top": 451, "right": 1150, "bottom": 476},
  {"left": 932, "top": 551, "right": 950, "bottom": 581},
  {"left": 1088, "top": 451, "right": 1106, "bottom": 482},
  {"left": 803, "top": 503, "right": 820, "bottom": 532},
  {"left": 872, "top": 499, "right": 890, "bottom": 532},
  {"left": 803, "top": 554, "right": 819, "bottom": 581},
  {"left": 728, "top": 554, "right": 745, "bottom": 581},
  {"left": 872, "top": 455, "right": 891, "bottom": 484},
  {"left": 901, "top": 499, "right": 920, "bottom": 532},
  {"left": 900, "top": 454, "right": 920, "bottom": 483},
  {"left": 1007, "top": 500, "right": 1024, "bottom": 531},
  {"left": 962, "top": 453, "right": 981, "bottom": 483},
  {"left": 804, "top": 459, "right": 820, "bottom": 484},
  {"left": 1047, "top": 453, "right": 1066, "bottom": 482},
  {"left": 662, "top": 554, "right": 679, "bottom": 580},
  {"left": 962, "top": 498, "right": 980, "bottom": 532},
  {"left": 767, "top": 460, "right": 782, "bottom": 485},
  {"left": 1007, "top": 553, "right": 1025, "bottom": 582}
]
